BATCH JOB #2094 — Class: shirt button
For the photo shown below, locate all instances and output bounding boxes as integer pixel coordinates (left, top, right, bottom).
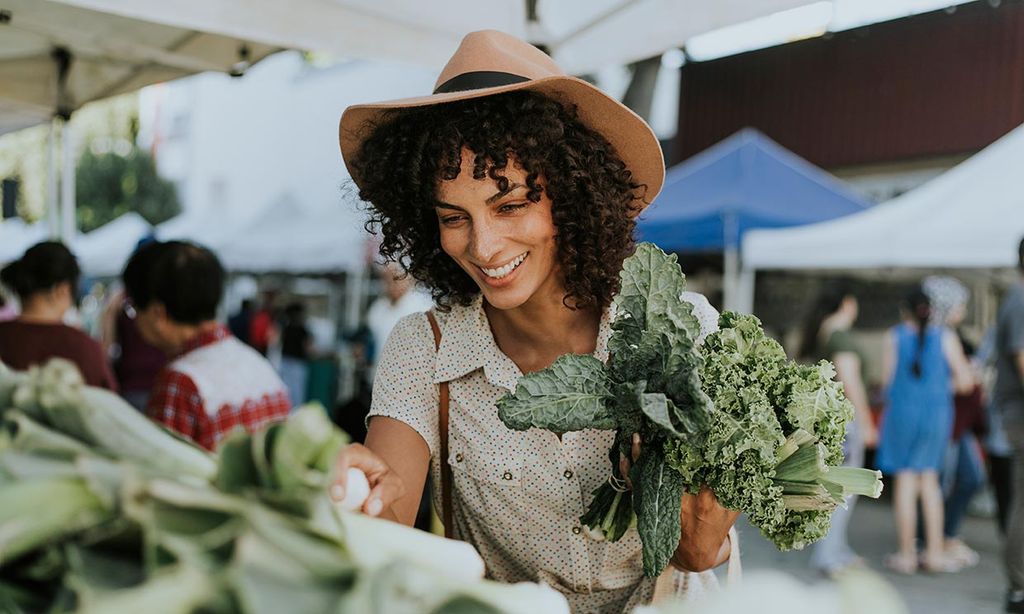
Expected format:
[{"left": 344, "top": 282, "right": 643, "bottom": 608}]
[
  {"left": 563, "top": 469, "right": 574, "bottom": 479},
  {"left": 455, "top": 453, "right": 464, "bottom": 463},
  {"left": 572, "top": 526, "right": 582, "bottom": 535},
  {"left": 502, "top": 471, "right": 513, "bottom": 481}
]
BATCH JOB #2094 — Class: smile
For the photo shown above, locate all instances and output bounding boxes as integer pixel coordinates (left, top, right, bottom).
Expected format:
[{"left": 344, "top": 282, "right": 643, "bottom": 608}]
[{"left": 480, "top": 252, "right": 528, "bottom": 279}]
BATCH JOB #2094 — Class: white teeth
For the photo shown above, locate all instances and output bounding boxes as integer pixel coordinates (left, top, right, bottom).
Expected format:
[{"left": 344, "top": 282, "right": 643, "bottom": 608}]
[{"left": 482, "top": 253, "right": 527, "bottom": 279}]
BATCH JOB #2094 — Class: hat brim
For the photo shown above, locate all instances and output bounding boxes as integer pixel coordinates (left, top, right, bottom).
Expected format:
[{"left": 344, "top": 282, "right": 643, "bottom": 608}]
[{"left": 339, "top": 75, "right": 664, "bottom": 207}]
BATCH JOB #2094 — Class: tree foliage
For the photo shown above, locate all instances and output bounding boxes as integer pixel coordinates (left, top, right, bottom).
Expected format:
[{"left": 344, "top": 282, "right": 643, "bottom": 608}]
[{"left": 75, "top": 147, "right": 180, "bottom": 232}]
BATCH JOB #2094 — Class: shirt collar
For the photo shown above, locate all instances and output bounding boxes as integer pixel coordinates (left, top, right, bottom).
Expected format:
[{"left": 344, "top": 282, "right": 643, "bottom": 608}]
[
  {"left": 179, "top": 323, "right": 231, "bottom": 356},
  {"left": 432, "top": 294, "right": 615, "bottom": 393}
]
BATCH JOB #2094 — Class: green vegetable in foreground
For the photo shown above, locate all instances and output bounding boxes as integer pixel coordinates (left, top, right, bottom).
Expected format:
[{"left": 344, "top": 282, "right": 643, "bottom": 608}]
[{"left": 0, "top": 359, "right": 569, "bottom": 614}]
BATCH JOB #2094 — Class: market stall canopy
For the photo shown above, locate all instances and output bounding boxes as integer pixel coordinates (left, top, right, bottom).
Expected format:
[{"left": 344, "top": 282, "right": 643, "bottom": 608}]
[
  {"left": 75, "top": 212, "right": 152, "bottom": 277},
  {"left": 742, "top": 123, "right": 1024, "bottom": 271},
  {"left": 214, "top": 194, "right": 365, "bottom": 274},
  {"left": 637, "top": 128, "right": 871, "bottom": 252},
  {"left": 32, "top": 0, "right": 813, "bottom": 80},
  {"left": 159, "top": 194, "right": 366, "bottom": 275},
  {"left": 0, "top": 0, "right": 281, "bottom": 135},
  {"left": 0, "top": 218, "right": 47, "bottom": 265}
]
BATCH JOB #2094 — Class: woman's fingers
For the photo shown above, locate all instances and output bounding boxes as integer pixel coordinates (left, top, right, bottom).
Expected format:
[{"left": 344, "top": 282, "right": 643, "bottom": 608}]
[
  {"left": 330, "top": 443, "right": 404, "bottom": 516},
  {"left": 618, "top": 433, "right": 643, "bottom": 490}
]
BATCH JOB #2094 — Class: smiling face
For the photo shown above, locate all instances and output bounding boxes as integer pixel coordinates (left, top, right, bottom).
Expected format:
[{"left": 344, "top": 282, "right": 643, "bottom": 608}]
[{"left": 435, "top": 148, "right": 561, "bottom": 311}]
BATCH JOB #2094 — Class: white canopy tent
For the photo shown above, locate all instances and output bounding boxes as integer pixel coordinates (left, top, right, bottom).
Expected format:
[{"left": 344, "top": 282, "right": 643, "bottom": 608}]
[
  {"left": 0, "top": 218, "right": 48, "bottom": 265},
  {"left": 74, "top": 212, "right": 152, "bottom": 277},
  {"left": 51, "top": 0, "right": 814, "bottom": 77},
  {"left": 215, "top": 195, "right": 365, "bottom": 274},
  {"left": 738, "top": 124, "right": 1024, "bottom": 312},
  {"left": 0, "top": 0, "right": 281, "bottom": 245}
]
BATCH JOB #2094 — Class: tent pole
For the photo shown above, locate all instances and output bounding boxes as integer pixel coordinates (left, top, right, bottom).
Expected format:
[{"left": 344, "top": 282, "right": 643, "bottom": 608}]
[
  {"left": 47, "top": 119, "right": 60, "bottom": 238},
  {"left": 722, "top": 212, "right": 740, "bottom": 311},
  {"left": 736, "top": 266, "right": 756, "bottom": 314},
  {"left": 60, "top": 122, "right": 76, "bottom": 246}
]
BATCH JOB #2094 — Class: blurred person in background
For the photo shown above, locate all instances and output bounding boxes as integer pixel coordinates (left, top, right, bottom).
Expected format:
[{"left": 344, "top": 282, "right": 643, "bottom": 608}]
[
  {"left": 799, "top": 282, "right": 877, "bottom": 578},
  {"left": 997, "top": 238, "right": 1024, "bottom": 613},
  {"left": 279, "top": 301, "right": 312, "bottom": 408},
  {"left": 365, "top": 262, "right": 434, "bottom": 383},
  {"left": 0, "top": 241, "right": 116, "bottom": 390},
  {"left": 922, "top": 276, "right": 987, "bottom": 568},
  {"left": 228, "top": 298, "right": 254, "bottom": 346},
  {"left": 0, "top": 290, "right": 15, "bottom": 321},
  {"left": 249, "top": 291, "right": 279, "bottom": 356},
  {"left": 122, "top": 241, "right": 290, "bottom": 451},
  {"left": 877, "top": 288, "right": 974, "bottom": 574},
  {"left": 100, "top": 289, "right": 167, "bottom": 412}
]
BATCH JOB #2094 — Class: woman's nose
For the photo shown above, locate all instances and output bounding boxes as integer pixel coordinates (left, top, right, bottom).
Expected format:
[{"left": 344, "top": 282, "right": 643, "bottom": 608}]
[{"left": 468, "top": 218, "right": 502, "bottom": 263}]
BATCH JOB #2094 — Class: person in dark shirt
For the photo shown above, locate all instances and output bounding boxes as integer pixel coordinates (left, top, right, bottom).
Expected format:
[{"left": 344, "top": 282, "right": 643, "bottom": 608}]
[
  {"left": 279, "top": 301, "right": 311, "bottom": 408},
  {"left": 0, "top": 241, "right": 116, "bottom": 390},
  {"left": 228, "top": 298, "right": 254, "bottom": 345}
]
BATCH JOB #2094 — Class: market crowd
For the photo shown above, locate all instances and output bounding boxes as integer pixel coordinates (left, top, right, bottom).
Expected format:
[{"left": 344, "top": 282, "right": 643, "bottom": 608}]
[{"left": 1, "top": 234, "right": 1023, "bottom": 607}]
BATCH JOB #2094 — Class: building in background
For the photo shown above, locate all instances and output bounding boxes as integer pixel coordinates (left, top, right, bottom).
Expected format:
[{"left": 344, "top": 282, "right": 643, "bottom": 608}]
[{"left": 673, "top": 0, "right": 1024, "bottom": 203}]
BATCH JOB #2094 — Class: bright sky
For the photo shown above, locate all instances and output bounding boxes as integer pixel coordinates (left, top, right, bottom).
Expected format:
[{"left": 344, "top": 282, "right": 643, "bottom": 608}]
[{"left": 685, "top": 0, "right": 979, "bottom": 61}]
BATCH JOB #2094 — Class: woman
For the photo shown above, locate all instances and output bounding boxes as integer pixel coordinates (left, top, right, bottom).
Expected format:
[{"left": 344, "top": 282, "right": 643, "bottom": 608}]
[
  {"left": 331, "top": 31, "right": 737, "bottom": 611},
  {"left": 799, "top": 283, "right": 877, "bottom": 577},
  {"left": 876, "top": 288, "right": 973, "bottom": 574},
  {"left": 922, "top": 275, "right": 987, "bottom": 567},
  {"left": 0, "top": 241, "right": 116, "bottom": 390}
]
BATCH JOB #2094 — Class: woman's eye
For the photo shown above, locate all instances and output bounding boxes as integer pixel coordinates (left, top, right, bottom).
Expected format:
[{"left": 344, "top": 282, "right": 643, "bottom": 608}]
[
  {"left": 440, "top": 215, "right": 466, "bottom": 226},
  {"left": 498, "top": 202, "right": 528, "bottom": 214}
]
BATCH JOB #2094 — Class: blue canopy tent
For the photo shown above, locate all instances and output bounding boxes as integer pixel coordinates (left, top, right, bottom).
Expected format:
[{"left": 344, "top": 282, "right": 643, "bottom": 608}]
[{"left": 637, "top": 128, "right": 871, "bottom": 310}]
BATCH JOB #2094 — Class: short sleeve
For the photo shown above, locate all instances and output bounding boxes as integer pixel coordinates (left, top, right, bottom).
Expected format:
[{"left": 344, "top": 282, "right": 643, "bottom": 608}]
[
  {"left": 146, "top": 369, "right": 207, "bottom": 447},
  {"left": 681, "top": 291, "right": 720, "bottom": 345},
  {"left": 367, "top": 312, "right": 440, "bottom": 458}
]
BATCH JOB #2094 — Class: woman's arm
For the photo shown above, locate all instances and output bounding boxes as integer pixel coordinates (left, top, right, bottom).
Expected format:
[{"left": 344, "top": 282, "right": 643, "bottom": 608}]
[
  {"left": 333, "top": 415, "right": 430, "bottom": 525},
  {"left": 833, "top": 351, "right": 877, "bottom": 447},
  {"left": 942, "top": 329, "right": 976, "bottom": 395}
]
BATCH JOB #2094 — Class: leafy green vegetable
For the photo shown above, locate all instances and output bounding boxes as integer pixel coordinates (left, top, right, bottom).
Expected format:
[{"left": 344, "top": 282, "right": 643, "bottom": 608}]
[
  {"left": 0, "top": 360, "right": 570, "bottom": 613},
  {"left": 498, "top": 242, "right": 883, "bottom": 574},
  {"left": 498, "top": 243, "right": 713, "bottom": 577},
  {"left": 665, "top": 312, "right": 883, "bottom": 550}
]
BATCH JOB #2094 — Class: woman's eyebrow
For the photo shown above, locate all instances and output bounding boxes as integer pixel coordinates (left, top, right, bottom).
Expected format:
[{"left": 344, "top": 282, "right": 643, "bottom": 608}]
[
  {"left": 486, "top": 182, "right": 526, "bottom": 204},
  {"left": 435, "top": 202, "right": 466, "bottom": 212}
]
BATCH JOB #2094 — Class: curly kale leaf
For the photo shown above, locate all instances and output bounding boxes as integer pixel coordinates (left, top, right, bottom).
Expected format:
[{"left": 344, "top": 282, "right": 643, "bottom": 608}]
[{"left": 496, "top": 355, "right": 614, "bottom": 432}]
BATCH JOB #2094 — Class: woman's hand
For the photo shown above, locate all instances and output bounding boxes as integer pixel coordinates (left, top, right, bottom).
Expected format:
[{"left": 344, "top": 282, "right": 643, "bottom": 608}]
[
  {"left": 673, "top": 487, "right": 739, "bottom": 572},
  {"left": 619, "top": 434, "right": 738, "bottom": 572},
  {"left": 330, "top": 443, "right": 407, "bottom": 519}
]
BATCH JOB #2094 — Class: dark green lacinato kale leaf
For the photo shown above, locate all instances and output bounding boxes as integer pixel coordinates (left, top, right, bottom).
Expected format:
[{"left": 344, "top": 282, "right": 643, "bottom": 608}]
[
  {"left": 630, "top": 448, "right": 685, "bottom": 577},
  {"left": 496, "top": 355, "right": 614, "bottom": 432}
]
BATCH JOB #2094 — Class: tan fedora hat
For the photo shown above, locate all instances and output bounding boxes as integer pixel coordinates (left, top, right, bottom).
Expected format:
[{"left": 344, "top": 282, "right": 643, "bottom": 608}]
[{"left": 339, "top": 29, "right": 665, "bottom": 207}]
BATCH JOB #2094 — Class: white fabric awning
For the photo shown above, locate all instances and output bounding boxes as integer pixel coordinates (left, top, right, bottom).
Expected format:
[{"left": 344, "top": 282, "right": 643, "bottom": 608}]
[
  {"left": 75, "top": 213, "right": 153, "bottom": 277},
  {"left": 44, "top": 0, "right": 813, "bottom": 78},
  {"left": 742, "top": 124, "right": 1024, "bottom": 271},
  {"left": 0, "top": 0, "right": 281, "bottom": 135}
]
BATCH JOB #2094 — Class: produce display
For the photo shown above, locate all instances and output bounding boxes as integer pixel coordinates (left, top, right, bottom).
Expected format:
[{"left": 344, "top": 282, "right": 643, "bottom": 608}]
[
  {"left": 0, "top": 360, "right": 569, "bottom": 614},
  {"left": 497, "top": 243, "right": 883, "bottom": 577}
]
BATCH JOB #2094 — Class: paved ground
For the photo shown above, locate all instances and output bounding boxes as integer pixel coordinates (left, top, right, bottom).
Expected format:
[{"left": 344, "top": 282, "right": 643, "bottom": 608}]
[{"left": 732, "top": 496, "right": 1004, "bottom": 613}]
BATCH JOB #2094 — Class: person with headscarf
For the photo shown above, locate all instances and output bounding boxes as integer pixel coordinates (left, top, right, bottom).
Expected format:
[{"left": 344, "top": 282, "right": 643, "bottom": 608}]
[{"left": 922, "top": 275, "right": 986, "bottom": 568}]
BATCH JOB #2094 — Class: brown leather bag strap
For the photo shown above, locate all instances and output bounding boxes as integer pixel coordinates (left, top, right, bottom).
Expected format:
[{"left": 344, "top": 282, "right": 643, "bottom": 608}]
[{"left": 425, "top": 311, "right": 454, "bottom": 539}]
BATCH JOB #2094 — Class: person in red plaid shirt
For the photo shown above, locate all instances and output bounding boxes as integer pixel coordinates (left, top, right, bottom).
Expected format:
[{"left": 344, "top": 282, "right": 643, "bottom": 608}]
[{"left": 122, "top": 241, "right": 290, "bottom": 451}]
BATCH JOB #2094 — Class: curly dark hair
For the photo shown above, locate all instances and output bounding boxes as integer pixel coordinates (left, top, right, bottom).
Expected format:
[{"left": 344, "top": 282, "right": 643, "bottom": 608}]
[{"left": 350, "top": 90, "right": 646, "bottom": 311}]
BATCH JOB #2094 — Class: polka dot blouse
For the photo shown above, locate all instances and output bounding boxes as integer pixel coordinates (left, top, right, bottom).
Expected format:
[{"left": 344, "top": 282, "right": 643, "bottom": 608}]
[{"left": 367, "top": 291, "right": 721, "bottom": 613}]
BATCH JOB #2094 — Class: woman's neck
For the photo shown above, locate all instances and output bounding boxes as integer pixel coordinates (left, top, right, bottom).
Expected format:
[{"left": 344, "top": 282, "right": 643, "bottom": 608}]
[
  {"left": 18, "top": 295, "right": 67, "bottom": 324},
  {"left": 484, "top": 291, "right": 602, "bottom": 371}
]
